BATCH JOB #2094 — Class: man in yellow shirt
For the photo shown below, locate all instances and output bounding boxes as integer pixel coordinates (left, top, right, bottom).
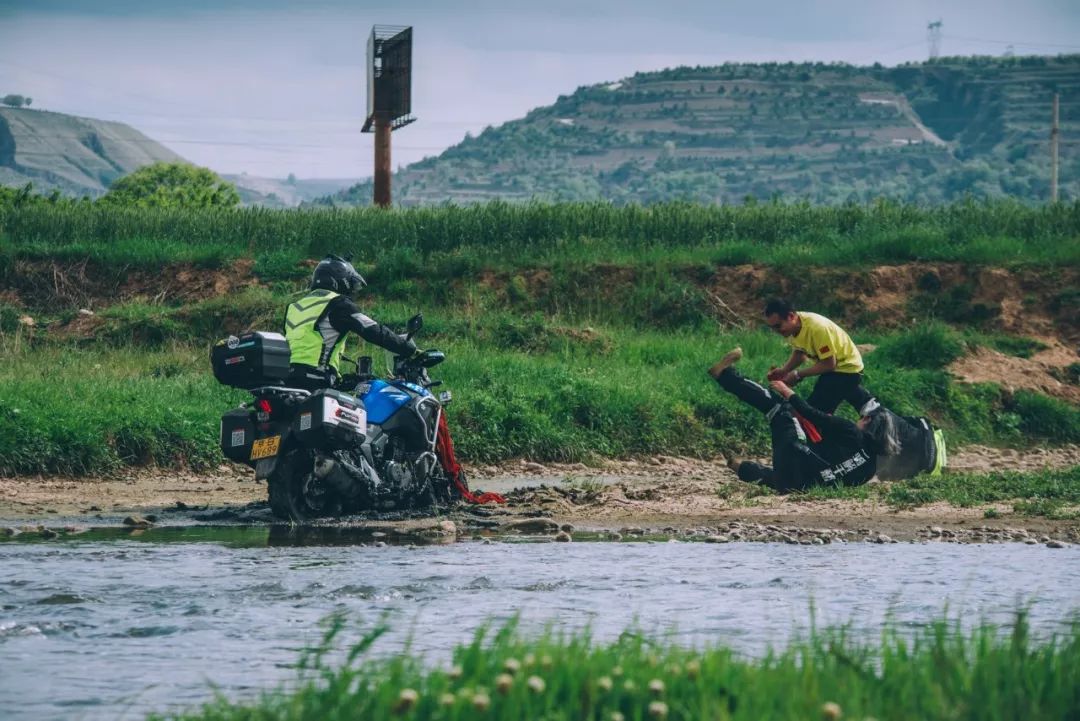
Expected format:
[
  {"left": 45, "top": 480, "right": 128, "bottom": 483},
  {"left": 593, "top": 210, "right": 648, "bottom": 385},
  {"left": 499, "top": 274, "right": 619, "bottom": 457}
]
[{"left": 763, "top": 298, "right": 878, "bottom": 415}]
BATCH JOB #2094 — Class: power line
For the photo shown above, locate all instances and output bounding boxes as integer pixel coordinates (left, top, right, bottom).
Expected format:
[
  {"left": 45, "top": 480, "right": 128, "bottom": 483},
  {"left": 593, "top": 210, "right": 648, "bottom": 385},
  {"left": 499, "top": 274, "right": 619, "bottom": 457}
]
[{"left": 945, "top": 35, "right": 1080, "bottom": 51}]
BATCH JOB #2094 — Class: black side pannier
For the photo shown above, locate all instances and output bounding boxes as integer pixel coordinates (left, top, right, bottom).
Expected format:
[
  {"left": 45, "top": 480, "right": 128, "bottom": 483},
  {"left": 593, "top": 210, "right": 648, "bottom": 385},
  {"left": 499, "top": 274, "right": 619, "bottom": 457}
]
[
  {"left": 211, "top": 332, "right": 291, "bottom": 389},
  {"left": 219, "top": 407, "right": 255, "bottom": 464}
]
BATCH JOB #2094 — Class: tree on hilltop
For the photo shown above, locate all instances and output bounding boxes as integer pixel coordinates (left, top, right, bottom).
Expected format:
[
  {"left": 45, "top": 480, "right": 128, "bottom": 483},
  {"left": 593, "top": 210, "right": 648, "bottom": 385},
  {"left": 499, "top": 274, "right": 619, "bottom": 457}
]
[
  {"left": 100, "top": 162, "right": 241, "bottom": 209},
  {"left": 2, "top": 94, "right": 32, "bottom": 108}
]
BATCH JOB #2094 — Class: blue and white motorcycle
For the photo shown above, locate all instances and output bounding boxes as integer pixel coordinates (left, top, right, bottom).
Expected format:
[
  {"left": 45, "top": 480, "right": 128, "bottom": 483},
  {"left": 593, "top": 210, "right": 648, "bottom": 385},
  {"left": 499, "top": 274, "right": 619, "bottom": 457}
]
[{"left": 213, "top": 314, "right": 463, "bottom": 521}]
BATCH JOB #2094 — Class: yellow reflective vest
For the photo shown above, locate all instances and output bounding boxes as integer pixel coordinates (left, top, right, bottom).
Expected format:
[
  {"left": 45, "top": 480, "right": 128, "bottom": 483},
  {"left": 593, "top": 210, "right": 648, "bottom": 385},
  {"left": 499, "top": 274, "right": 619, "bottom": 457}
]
[{"left": 284, "top": 289, "right": 345, "bottom": 373}]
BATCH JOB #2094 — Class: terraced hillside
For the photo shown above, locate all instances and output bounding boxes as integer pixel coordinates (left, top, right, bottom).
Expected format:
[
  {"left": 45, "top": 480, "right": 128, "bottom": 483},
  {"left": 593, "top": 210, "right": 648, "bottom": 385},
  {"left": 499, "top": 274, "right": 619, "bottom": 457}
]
[{"left": 324, "top": 55, "right": 1080, "bottom": 206}]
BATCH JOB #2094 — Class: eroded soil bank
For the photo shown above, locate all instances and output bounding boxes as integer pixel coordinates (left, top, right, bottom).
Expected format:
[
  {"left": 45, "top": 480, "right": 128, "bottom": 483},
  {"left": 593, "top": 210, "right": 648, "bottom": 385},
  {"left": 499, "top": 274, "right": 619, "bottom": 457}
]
[{"left": 2, "top": 445, "right": 1079, "bottom": 545}]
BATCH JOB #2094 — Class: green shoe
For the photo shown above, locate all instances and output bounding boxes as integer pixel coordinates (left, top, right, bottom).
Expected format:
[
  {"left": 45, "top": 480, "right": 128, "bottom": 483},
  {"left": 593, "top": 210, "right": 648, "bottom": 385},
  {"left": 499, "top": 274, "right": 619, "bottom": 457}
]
[{"left": 931, "top": 429, "right": 947, "bottom": 476}]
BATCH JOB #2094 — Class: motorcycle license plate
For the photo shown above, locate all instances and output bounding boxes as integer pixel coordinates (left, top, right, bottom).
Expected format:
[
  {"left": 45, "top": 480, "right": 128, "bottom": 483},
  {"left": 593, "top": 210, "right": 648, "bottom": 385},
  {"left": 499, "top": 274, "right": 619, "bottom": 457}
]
[{"left": 250, "top": 435, "right": 280, "bottom": 461}]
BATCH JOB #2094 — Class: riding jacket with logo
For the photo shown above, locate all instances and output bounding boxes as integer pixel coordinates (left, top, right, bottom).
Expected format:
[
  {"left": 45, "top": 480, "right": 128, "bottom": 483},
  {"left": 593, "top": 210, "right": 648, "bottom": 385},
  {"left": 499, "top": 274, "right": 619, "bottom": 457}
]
[
  {"left": 784, "top": 393, "right": 877, "bottom": 488},
  {"left": 284, "top": 289, "right": 415, "bottom": 377}
]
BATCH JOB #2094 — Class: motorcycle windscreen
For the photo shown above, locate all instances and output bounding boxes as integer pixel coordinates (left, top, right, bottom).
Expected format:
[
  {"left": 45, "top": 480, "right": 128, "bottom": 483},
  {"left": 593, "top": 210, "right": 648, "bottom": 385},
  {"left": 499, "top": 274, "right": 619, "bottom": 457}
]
[{"left": 360, "top": 379, "right": 414, "bottom": 425}]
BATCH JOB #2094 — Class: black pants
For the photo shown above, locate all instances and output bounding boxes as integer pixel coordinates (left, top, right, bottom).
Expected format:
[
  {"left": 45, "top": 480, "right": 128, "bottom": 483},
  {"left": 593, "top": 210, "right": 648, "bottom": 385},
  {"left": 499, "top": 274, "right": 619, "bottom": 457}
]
[
  {"left": 805, "top": 371, "right": 875, "bottom": 415},
  {"left": 715, "top": 368, "right": 821, "bottom": 492}
]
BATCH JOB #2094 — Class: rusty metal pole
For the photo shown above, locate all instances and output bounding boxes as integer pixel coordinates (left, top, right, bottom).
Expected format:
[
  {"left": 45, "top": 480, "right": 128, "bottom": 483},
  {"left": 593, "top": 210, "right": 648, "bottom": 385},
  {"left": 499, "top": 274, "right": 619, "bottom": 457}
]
[
  {"left": 374, "top": 117, "right": 392, "bottom": 207},
  {"left": 1050, "top": 93, "right": 1059, "bottom": 203}
]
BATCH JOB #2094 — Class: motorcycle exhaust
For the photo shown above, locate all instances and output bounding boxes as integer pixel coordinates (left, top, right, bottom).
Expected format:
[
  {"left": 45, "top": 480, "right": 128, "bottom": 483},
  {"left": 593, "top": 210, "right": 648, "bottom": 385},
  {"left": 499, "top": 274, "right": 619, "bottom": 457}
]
[{"left": 314, "top": 452, "right": 380, "bottom": 498}]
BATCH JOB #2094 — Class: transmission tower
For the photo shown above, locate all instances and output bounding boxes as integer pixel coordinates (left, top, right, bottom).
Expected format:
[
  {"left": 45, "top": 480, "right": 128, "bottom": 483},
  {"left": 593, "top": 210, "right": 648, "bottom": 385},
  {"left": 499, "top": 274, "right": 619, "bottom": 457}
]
[{"left": 927, "top": 20, "right": 943, "bottom": 60}]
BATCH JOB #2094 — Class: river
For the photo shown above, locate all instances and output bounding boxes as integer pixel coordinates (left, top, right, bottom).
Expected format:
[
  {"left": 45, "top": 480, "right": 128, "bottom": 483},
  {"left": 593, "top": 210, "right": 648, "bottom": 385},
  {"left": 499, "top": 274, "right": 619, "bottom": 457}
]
[{"left": 1, "top": 528, "right": 1078, "bottom": 720}]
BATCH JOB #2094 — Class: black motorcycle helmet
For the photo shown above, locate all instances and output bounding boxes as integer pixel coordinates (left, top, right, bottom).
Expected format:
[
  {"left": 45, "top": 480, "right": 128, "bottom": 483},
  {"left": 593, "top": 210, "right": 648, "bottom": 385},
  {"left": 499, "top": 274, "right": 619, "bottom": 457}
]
[{"left": 310, "top": 254, "right": 366, "bottom": 295}]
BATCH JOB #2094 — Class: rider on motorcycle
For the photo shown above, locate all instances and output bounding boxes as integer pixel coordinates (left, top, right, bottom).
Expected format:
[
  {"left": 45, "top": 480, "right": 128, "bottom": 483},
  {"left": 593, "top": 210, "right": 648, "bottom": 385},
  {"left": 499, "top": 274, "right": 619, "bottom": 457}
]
[{"left": 284, "top": 254, "right": 416, "bottom": 391}]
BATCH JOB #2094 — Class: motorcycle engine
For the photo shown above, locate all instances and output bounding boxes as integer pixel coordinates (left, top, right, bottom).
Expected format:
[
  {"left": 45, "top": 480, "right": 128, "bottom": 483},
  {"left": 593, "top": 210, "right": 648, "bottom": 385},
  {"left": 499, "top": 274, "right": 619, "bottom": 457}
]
[{"left": 382, "top": 460, "right": 412, "bottom": 487}]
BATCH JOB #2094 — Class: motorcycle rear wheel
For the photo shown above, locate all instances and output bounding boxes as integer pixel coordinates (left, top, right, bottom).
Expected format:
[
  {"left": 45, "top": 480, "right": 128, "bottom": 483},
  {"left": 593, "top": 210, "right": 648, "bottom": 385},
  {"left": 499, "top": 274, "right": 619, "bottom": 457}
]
[{"left": 267, "top": 447, "right": 342, "bottom": 521}]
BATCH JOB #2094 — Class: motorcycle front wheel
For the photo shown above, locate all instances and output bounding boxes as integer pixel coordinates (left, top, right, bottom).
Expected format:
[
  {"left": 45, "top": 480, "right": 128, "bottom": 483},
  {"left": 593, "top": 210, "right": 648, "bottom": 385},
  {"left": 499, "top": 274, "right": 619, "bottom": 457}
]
[{"left": 267, "top": 446, "right": 341, "bottom": 522}]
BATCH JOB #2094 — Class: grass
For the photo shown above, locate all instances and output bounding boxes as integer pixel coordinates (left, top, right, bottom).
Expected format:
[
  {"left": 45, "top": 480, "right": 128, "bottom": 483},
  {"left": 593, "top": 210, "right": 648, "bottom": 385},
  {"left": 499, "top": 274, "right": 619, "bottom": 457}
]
[
  {"left": 153, "top": 612, "right": 1080, "bottom": 721},
  {"left": 799, "top": 466, "right": 1080, "bottom": 516},
  {"left": 3, "top": 199, "right": 1080, "bottom": 270},
  {"left": 0, "top": 198, "right": 1076, "bottom": 476},
  {"left": 0, "top": 323, "right": 1076, "bottom": 476}
]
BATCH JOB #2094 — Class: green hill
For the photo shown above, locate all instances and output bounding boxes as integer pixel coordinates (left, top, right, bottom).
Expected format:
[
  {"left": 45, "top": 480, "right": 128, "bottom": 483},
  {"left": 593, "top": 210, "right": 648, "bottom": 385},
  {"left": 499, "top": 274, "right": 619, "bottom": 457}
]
[
  {"left": 0, "top": 107, "right": 186, "bottom": 197},
  {"left": 322, "top": 55, "right": 1080, "bottom": 206}
]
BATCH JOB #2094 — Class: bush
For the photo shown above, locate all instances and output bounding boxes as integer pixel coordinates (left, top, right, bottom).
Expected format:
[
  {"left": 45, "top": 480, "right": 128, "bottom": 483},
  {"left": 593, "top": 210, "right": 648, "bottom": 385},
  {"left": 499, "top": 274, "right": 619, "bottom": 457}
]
[
  {"left": 1013, "top": 391, "right": 1080, "bottom": 443},
  {"left": 877, "top": 322, "right": 965, "bottom": 369}
]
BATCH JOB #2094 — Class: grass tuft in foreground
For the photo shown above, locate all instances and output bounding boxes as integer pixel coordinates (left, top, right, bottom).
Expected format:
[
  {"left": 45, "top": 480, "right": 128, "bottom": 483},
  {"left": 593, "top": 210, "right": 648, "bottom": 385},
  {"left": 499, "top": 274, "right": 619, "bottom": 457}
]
[{"left": 155, "top": 612, "right": 1080, "bottom": 721}]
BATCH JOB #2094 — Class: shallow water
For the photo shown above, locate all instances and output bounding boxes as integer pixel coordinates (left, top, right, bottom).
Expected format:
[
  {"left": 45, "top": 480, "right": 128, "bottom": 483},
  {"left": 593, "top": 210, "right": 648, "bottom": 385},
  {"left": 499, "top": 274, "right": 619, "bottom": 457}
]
[{"left": 1, "top": 528, "right": 1078, "bottom": 721}]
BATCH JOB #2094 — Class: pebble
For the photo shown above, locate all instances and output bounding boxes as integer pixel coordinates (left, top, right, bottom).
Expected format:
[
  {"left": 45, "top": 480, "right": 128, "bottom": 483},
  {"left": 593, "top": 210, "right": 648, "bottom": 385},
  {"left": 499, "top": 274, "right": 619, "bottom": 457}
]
[{"left": 501, "top": 518, "right": 559, "bottom": 534}]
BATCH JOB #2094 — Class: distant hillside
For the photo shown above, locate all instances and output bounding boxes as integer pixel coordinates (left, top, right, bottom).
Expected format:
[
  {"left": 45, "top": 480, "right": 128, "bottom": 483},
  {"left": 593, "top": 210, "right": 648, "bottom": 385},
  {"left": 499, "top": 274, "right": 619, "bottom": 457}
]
[
  {"left": 0, "top": 107, "right": 185, "bottom": 197},
  {"left": 221, "top": 174, "right": 363, "bottom": 208},
  {"left": 322, "top": 55, "right": 1080, "bottom": 206}
]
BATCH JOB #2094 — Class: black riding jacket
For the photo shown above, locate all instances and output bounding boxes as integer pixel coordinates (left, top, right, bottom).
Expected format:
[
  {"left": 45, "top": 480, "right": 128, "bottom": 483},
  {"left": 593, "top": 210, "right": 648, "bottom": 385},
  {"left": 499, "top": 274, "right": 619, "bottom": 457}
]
[{"left": 785, "top": 393, "right": 878, "bottom": 488}]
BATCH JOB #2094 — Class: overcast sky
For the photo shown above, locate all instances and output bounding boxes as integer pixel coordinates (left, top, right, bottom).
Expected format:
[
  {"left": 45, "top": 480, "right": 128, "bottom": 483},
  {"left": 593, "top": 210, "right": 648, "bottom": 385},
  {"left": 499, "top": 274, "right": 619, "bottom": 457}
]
[{"left": 1, "top": 0, "right": 1078, "bottom": 179}]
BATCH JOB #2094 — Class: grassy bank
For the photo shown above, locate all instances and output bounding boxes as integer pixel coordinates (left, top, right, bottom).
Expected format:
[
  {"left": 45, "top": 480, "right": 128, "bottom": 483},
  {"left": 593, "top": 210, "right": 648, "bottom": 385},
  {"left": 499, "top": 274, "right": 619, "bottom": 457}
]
[
  {"left": 1, "top": 325, "right": 1076, "bottom": 477},
  {"left": 156, "top": 614, "right": 1080, "bottom": 721},
  {"left": 0, "top": 199, "right": 1076, "bottom": 484}
]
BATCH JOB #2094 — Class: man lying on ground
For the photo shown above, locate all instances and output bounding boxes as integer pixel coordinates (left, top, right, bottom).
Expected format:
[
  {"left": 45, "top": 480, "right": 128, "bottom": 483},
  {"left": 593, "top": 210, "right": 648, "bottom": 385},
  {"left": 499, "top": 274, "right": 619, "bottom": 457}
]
[{"left": 706, "top": 347, "right": 946, "bottom": 493}]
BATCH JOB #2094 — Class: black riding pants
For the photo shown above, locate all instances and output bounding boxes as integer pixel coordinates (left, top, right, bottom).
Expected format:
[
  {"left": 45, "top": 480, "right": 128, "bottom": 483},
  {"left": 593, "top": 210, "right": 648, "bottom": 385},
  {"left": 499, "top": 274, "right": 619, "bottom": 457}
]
[
  {"left": 714, "top": 368, "right": 822, "bottom": 492},
  {"left": 805, "top": 371, "right": 875, "bottom": 415}
]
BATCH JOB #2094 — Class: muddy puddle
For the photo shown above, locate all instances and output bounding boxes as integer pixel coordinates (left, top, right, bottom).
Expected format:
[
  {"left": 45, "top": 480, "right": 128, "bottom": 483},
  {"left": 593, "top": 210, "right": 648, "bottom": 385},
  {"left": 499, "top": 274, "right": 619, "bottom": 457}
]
[{"left": 1, "top": 530, "right": 1079, "bottom": 721}]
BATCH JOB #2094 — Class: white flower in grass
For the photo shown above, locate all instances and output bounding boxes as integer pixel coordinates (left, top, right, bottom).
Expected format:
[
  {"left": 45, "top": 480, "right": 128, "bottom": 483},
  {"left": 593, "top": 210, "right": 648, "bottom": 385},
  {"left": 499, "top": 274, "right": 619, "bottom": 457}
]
[
  {"left": 822, "top": 701, "right": 843, "bottom": 720},
  {"left": 393, "top": 688, "right": 418, "bottom": 714},
  {"left": 527, "top": 675, "right": 546, "bottom": 694},
  {"left": 648, "top": 678, "right": 665, "bottom": 696},
  {"left": 611, "top": 665, "right": 624, "bottom": 677},
  {"left": 685, "top": 659, "right": 701, "bottom": 679},
  {"left": 448, "top": 665, "right": 463, "bottom": 680},
  {"left": 472, "top": 692, "right": 491, "bottom": 711},
  {"left": 597, "top": 676, "right": 613, "bottom": 692},
  {"left": 648, "top": 700, "right": 669, "bottom": 718},
  {"left": 504, "top": 657, "right": 522, "bottom": 674},
  {"left": 623, "top": 679, "right": 636, "bottom": 692},
  {"left": 524, "top": 653, "right": 536, "bottom": 666},
  {"left": 495, "top": 673, "right": 514, "bottom": 695},
  {"left": 610, "top": 713, "right": 625, "bottom": 721},
  {"left": 439, "top": 693, "right": 456, "bottom": 707},
  {"left": 540, "top": 654, "right": 554, "bottom": 669}
]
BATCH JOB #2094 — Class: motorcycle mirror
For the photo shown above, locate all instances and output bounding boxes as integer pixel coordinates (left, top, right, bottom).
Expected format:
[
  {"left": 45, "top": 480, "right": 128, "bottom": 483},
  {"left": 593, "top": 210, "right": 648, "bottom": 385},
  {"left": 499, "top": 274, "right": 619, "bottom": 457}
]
[
  {"left": 406, "top": 313, "right": 423, "bottom": 339},
  {"left": 356, "top": 355, "right": 373, "bottom": 377}
]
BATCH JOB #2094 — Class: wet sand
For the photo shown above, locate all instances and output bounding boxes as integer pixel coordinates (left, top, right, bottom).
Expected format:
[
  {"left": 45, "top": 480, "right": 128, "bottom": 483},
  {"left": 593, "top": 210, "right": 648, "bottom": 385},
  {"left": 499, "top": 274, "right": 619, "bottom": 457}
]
[{"left": 1, "top": 445, "right": 1078, "bottom": 544}]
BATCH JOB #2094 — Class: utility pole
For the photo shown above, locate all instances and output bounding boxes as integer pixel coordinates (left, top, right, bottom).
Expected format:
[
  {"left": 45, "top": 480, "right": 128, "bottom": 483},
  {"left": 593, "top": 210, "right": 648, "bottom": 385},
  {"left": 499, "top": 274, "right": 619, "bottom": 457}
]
[
  {"left": 374, "top": 118, "right": 392, "bottom": 207},
  {"left": 1050, "top": 93, "right": 1059, "bottom": 203},
  {"left": 927, "top": 20, "right": 942, "bottom": 60}
]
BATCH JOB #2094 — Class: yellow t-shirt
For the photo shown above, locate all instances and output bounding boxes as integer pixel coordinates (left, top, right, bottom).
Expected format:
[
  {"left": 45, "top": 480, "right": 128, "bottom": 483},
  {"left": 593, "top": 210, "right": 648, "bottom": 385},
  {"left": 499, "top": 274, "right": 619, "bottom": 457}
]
[{"left": 789, "top": 312, "right": 863, "bottom": 374}]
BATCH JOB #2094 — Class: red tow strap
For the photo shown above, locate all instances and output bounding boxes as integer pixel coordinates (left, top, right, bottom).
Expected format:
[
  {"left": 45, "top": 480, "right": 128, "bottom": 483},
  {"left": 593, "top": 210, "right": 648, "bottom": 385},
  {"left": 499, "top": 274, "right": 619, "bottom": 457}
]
[
  {"left": 435, "top": 413, "right": 505, "bottom": 504},
  {"left": 792, "top": 410, "right": 823, "bottom": 443}
]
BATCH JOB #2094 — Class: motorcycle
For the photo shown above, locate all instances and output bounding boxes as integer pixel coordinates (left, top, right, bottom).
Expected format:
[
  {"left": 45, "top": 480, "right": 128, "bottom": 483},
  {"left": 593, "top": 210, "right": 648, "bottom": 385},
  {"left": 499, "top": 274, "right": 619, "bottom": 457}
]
[{"left": 212, "top": 313, "right": 463, "bottom": 521}]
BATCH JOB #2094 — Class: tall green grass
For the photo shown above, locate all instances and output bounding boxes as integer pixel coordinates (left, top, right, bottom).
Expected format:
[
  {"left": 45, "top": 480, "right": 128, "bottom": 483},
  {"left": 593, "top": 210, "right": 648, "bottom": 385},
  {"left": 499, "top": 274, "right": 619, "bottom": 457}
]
[
  {"left": 3, "top": 199, "right": 1079, "bottom": 268},
  {"left": 155, "top": 613, "right": 1080, "bottom": 721}
]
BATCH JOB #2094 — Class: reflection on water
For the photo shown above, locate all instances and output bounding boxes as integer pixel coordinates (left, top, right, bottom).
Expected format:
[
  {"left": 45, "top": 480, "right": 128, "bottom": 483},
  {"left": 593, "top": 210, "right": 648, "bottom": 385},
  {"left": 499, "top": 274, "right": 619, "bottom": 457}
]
[{"left": 0, "top": 531, "right": 1078, "bottom": 721}]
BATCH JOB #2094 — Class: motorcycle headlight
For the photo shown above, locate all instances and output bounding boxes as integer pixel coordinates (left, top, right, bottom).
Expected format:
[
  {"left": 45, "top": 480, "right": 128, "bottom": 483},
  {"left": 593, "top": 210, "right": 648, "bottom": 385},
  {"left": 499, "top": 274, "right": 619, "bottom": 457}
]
[{"left": 438, "top": 390, "right": 452, "bottom": 405}]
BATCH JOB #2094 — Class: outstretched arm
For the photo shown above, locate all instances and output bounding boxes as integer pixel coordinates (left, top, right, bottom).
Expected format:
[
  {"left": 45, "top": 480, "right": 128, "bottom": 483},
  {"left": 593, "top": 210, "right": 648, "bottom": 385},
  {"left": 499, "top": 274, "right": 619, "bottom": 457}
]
[
  {"left": 330, "top": 298, "right": 417, "bottom": 356},
  {"left": 769, "top": 380, "right": 860, "bottom": 441},
  {"left": 768, "top": 349, "right": 806, "bottom": 382}
]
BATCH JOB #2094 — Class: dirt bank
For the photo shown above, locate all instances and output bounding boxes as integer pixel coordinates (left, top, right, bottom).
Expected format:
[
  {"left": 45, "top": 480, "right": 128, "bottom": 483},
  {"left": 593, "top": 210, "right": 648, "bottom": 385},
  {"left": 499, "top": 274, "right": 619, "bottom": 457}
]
[{"left": 2, "top": 445, "right": 1078, "bottom": 545}]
